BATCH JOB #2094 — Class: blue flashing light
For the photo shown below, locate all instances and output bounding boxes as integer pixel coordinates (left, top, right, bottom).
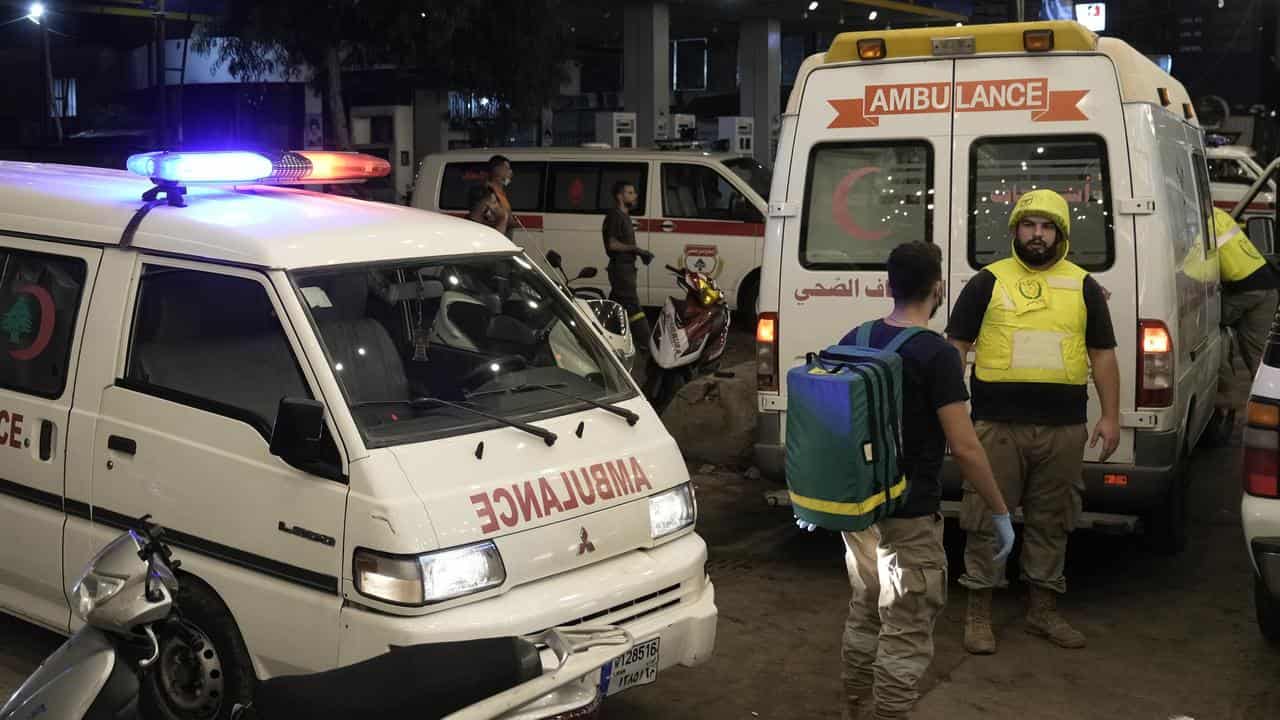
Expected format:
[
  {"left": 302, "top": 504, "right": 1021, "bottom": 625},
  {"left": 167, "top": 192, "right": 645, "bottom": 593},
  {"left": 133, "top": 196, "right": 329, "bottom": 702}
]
[{"left": 126, "top": 151, "right": 274, "bottom": 184}]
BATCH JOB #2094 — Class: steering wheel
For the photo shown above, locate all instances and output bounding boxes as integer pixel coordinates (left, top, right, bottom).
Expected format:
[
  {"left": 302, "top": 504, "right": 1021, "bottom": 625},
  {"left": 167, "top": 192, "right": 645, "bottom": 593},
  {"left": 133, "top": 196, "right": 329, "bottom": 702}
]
[{"left": 460, "top": 355, "right": 529, "bottom": 390}]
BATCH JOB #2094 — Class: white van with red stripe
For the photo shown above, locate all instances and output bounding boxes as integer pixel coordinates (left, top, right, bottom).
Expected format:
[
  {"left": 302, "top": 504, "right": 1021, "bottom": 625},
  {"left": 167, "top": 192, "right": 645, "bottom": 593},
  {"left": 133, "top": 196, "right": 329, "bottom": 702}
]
[
  {"left": 755, "top": 21, "right": 1224, "bottom": 552},
  {"left": 1207, "top": 145, "right": 1277, "bottom": 235},
  {"left": 411, "top": 149, "right": 769, "bottom": 315}
]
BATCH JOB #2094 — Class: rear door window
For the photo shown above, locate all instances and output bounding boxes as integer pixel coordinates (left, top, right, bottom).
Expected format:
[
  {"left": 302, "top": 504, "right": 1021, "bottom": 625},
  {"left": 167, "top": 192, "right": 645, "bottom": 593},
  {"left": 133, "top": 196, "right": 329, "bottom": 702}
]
[
  {"left": 799, "top": 141, "right": 934, "bottom": 270},
  {"left": 439, "top": 161, "right": 546, "bottom": 211},
  {"left": 968, "top": 135, "right": 1113, "bottom": 271}
]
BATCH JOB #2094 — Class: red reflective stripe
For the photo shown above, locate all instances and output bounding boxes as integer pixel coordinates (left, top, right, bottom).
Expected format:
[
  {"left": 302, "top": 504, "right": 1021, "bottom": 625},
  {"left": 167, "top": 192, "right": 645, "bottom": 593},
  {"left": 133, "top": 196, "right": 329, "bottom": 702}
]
[
  {"left": 649, "top": 219, "right": 765, "bottom": 237},
  {"left": 1214, "top": 200, "right": 1275, "bottom": 213},
  {"left": 513, "top": 214, "right": 543, "bottom": 230}
]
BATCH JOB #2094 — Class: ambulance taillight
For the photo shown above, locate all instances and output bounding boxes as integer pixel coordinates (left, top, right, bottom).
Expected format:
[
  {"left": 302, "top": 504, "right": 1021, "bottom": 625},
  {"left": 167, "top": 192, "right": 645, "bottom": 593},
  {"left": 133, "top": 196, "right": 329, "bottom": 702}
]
[
  {"left": 757, "top": 313, "right": 779, "bottom": 392},
  {"left": 1137, "top": 320, "right": 1173, "bottom": 407},
  {"left": 1244, "top": 399, "right": 1280, "bottom": 498}
]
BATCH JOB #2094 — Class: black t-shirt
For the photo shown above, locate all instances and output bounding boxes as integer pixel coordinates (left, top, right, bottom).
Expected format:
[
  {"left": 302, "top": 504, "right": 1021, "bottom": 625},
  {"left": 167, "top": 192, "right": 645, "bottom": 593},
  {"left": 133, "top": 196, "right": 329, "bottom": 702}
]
[
  {"left": 602, "top": 208, "right": 636, "bottom": 265},
  {"left": 838, "top": 321, "right": 969, "bottom": 517},
  {"left": 1227, "top": 261, "right": 1280, "bottom": 293},
  {"left": 945, "top": 269, "right": 1118, "bottom": 426}
]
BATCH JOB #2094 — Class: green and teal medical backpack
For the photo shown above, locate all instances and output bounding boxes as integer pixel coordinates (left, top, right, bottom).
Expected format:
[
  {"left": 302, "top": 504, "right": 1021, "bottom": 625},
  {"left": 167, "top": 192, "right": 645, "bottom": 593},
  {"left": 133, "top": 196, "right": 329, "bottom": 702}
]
[{"left": 784, "top": 322, "right": 925, "bottom": 532}]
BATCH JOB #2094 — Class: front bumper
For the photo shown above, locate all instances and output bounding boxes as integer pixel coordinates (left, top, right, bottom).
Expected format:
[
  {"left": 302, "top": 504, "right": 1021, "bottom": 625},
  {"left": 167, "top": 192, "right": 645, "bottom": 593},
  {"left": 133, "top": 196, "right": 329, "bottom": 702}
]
[
  {"left": 1243, "top": 491, "right": 1280, "bottom": 597},
  {"left": 338, "top": 530, "right": 717, "bottom": 670}
]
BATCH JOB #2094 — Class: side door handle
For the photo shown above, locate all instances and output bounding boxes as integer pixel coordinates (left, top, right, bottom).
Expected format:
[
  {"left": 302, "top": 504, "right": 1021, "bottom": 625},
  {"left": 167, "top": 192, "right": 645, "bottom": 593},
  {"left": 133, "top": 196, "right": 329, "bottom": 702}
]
[
  {"left": 39, "top": 420, "right": 53, "bottom": 461},
  {"left": 108, "top": 435, "right": 137, "bottom": 456},
  {"left": 660, "top": 220, "right": 676, "bottom": 232}
]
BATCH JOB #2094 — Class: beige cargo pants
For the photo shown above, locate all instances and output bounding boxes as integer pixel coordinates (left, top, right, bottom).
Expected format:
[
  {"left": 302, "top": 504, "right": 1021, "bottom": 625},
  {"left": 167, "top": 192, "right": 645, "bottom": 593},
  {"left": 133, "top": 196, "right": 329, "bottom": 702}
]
[
  {"left": 1218, "top": 289, "right": 1279, "bottom": 409},
  {"left": 842, "top": 514, "right": 947, "bottom": 719},
  {"left": 959, "top": 421, "right": 1087, "bottom": 594}
]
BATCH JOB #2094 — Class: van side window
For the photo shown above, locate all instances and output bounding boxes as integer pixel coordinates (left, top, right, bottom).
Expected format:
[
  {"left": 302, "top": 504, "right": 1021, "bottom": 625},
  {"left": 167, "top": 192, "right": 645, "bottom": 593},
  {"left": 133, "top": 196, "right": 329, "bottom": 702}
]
[
  {"left": 1190, "top": 151, "right": 1216, "bottom": 255},
  {"left": 547, "top": 162, "right": 647, "bottom": 215},
  {"left": 968, "top": 135, "right": 1113, "bottom": 271},
  {"left": 124, "top": 266, "right": 311, "bottom": 439},
  {"left": 1206, "top": 158, "right": 1254, "bottom": 186},
  {"left": 0, "top": 249, "right": 87, "bottom": 398},
  {"left": 799, "top": 142, "right": 933, "bottom": 270},
  {"left": 662, "top": 164, "right": 762, "bottom": 222},
  {"left": 438, "top": 161, "right": 546, "bottom": 211}
]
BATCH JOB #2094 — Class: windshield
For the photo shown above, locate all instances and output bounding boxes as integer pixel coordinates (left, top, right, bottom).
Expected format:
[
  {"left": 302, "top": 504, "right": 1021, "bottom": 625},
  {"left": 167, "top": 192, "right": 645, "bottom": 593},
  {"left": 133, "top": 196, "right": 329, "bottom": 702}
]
[
  {"left": 724, "top": 157, "right": 772, "bottom": 200},
  {"left": 292, "top": 254, "right": 634, "bottom": 447}
]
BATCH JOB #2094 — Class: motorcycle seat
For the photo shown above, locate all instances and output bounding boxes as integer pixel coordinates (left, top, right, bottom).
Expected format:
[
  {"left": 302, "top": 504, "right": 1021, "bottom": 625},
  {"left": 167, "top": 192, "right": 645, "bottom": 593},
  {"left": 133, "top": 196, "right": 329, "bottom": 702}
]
[{"left": 248, "top": 636, "right": 542, "bottom": 719}]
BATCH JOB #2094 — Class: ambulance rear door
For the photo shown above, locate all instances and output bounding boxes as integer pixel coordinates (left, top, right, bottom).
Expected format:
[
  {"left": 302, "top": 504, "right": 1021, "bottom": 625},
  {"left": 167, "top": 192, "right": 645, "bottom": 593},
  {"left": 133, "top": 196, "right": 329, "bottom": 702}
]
[
  {"left": 950, "top": 54, "right": 1136, "bottom": 464},
  {"left": 776, "top": 59, "right": 956, "bottom": 403}
]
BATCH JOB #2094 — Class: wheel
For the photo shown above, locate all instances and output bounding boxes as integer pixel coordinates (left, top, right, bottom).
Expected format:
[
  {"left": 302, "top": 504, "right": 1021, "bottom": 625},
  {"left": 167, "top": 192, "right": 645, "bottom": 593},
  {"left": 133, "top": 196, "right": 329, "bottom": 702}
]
[
  {"left": 643, "top": 358, "right": 682, "bottom": 415},
  {"left": 735, "top": 273, "right": 759, "bottom": 329},
  {"left": 1199, "top": 408, "right": 1236, "bottom": 448},
  {"left": 143, "top": 578, "right": 254, "bottom": 720},
  {"left": 1255, "top": 574, "right": 1280, "bottom": 645},
  {"left": 1143, "top": 468, "right": 1189, "bottom": 555}
]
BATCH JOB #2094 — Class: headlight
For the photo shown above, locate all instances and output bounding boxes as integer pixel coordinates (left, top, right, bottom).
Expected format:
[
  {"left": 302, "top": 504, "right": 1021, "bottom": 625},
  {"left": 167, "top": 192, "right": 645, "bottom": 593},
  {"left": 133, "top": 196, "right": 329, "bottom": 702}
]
[
  {"left": 353, "top": 542, "right": 506, "bottom": 606},
  {"left": 72, "top": 571, "right": 127, "bottom": 621},
  {"left": 649, "top": 483, "right": 696, "bottom": 539}
]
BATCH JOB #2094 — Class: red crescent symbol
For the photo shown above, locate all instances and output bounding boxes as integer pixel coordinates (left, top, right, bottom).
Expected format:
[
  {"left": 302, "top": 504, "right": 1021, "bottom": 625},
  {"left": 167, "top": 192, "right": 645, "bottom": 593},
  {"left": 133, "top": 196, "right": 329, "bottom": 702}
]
[
  {"left": 831, "top": 166, "right": 891, "bottom": 242},
  {"left": 10, "top": 285, "right": 55, "bottom": 361}
]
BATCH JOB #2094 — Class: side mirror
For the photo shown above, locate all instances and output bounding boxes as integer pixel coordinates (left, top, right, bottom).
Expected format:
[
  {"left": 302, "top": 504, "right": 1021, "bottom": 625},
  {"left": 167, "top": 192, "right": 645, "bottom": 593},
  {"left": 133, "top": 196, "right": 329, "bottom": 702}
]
[
  {"left": 1247, "top": 216, "right": 1276, "bottom": 258},
  {"left": 575, "top": 266, "right": 599, "bottom": 280},
  {"left": 270, "top": 398, "right": 335, "bottom": 477},
  {"left": 545, "top": 250, "right": 563, "bottom": 269}
]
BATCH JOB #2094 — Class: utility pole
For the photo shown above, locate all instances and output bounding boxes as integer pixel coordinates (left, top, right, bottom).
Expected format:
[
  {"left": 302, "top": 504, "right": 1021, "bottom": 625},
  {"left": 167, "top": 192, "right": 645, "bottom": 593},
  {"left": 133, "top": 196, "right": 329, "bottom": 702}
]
[{"left": 41, "top": 14, "right": 61, "bottom": 144}]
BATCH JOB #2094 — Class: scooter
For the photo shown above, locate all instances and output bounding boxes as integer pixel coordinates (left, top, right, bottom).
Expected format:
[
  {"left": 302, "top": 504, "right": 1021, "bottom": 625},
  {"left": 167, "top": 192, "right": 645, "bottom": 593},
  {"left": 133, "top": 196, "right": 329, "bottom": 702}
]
[
  {"left": 643, "top": 265, "right": 732, "bottom": 414},
  {"left": 0, "top": 516, "right": 631, "bottom": 720},
  {"left": 544, "top": 250, "right": 636, "bottom": 371}
]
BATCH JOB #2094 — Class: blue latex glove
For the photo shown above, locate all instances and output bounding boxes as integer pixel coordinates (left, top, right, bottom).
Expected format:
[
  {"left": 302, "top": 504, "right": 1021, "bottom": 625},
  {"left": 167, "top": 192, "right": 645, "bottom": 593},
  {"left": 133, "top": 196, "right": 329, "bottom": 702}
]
[
  {"left": 992, "top": 513, "right": 1015, "bottom": 563},
  {"left": 795, "top": 517, "right": 818, "bottom": 532}
]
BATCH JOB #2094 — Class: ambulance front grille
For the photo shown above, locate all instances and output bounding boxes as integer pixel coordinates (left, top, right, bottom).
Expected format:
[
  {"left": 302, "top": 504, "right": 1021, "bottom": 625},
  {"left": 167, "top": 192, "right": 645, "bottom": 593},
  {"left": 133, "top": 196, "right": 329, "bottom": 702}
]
[{"left": 536, "top": 583, "right": 683, "bottom": 633}]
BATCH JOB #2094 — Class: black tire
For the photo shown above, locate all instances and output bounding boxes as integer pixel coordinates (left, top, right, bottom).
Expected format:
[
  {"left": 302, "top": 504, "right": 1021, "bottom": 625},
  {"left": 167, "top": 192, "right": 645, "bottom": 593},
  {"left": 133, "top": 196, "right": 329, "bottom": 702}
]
[
  {"left": 142, "top": 577, "right": 255, "bottom": 720},
  {"left": 1256, "top": 574, "right": 1280, "bottom": 645},
  {"left": 1143, "top": 466, "right": 1189, "bottom": 555},
  {"left": 735, "top": 273, "right": 759, "bottom": 328},
  {"left": 1199, "top": 408, "right": 1236, "bottom": 449},
  {"left": 643, "top": 359, "right": 682, "bottom": 416}
]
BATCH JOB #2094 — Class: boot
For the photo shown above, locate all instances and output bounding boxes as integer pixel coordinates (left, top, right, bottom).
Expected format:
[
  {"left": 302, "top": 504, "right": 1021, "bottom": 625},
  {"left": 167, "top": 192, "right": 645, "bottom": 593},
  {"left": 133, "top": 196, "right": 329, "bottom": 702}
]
[
  {"left": 1025, "top": 586, "right": 1086, "bottom": 648},
  {"left": 963, "top": 589, "right": 997, "bottom": 655}
]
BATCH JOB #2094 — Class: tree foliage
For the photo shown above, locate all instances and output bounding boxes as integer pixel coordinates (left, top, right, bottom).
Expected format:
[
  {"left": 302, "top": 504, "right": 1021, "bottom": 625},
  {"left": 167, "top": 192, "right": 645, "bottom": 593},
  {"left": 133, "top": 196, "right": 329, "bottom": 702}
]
[{"left": 195, "top": 0, "right": 572, "bottom": 146}]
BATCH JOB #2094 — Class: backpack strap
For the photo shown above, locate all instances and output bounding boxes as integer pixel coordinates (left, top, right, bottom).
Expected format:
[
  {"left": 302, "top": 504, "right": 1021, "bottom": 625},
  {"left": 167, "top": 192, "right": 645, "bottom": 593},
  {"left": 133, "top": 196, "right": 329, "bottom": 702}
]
[
  {"left": 853, "top": 320, "right": 876, "bottom": 346},
  {"left": 882, "top": 326, "right": 928, "bottom": 354}
]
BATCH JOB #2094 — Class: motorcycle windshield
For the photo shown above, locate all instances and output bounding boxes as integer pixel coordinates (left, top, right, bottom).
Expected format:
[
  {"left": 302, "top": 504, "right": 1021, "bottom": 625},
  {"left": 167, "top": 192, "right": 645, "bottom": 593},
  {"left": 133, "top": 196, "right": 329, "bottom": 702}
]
[{"left": 290, "top": 253, "right": 635, "bottom": 448}]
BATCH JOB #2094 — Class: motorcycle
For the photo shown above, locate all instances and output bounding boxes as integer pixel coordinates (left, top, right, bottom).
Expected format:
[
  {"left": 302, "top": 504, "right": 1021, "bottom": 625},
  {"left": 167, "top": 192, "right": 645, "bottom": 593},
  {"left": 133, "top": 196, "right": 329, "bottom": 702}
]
[
  {"left": 0, "top": 516, "right": 631, "bottom": 720},
  {"left": 643, "top": 265, "right": 732, "bottom": 415}
]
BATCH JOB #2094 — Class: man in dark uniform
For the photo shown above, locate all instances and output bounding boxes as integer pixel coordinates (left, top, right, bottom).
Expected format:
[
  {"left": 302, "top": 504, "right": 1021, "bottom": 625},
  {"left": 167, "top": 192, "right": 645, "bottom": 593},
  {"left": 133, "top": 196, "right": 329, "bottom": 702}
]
[{"left": 602, "top": 180, "right": 654, "bottom": 344}]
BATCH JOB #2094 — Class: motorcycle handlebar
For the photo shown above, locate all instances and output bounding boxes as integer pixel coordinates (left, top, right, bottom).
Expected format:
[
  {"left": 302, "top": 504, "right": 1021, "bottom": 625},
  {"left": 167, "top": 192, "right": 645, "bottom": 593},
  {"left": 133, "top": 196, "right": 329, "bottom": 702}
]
[{"left": 664, "top": 265, "right": 682, "bottom": 274}]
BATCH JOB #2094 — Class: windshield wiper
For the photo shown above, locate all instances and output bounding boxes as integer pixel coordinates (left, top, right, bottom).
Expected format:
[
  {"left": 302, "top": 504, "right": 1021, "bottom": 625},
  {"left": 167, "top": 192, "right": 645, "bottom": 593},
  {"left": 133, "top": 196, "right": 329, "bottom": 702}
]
[
  {"left": 351, "top": 398, "right": 557, "bottom": 446},
  {"left": 470, "top": 383, "right": 639, "bottom": 426}
]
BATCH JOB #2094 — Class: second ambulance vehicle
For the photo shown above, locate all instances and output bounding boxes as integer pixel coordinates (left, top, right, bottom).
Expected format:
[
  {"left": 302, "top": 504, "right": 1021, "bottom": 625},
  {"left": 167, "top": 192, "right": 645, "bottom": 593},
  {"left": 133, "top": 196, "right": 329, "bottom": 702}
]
[
  {"left": 755, "top": 21, "right": 1223, "bottom": 552},
  {"left": 0, "top": 152, "right": 715, "bottom": 719}
]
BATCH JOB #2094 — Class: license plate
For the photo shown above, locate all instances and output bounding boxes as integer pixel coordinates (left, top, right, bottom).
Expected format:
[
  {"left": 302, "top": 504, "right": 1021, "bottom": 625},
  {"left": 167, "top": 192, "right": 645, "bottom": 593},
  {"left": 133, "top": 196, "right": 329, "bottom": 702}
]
[{"left": 600, "top": 637, "right": 660, "bottom": 696}]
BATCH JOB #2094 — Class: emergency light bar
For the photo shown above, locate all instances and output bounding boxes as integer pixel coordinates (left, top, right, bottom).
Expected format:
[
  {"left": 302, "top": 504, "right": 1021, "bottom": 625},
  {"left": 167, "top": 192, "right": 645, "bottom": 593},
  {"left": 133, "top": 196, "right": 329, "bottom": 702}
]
[{"left": 125, "top": 150, "right": 391, "bottom": 185}]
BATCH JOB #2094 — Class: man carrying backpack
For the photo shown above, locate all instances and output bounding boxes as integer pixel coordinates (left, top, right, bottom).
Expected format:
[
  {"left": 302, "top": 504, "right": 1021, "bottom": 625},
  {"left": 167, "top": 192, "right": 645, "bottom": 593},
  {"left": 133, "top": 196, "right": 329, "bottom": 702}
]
[
  {"left": 796, "top": 242, "right": 1014, "bottom": 720},
  {"left": 946, "top": 189, "right": 1120, "bottom": 655}
]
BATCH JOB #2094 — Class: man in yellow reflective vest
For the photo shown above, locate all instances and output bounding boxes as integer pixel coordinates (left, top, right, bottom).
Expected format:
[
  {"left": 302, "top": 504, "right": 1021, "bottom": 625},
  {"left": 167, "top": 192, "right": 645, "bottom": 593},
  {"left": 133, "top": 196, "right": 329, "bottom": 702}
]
[
  {"left": 946, "top": 189, "right": 1121, "bottom": 654},
  {"left": 1213, "top": 207, "right": 1279, "bottom": 427}
]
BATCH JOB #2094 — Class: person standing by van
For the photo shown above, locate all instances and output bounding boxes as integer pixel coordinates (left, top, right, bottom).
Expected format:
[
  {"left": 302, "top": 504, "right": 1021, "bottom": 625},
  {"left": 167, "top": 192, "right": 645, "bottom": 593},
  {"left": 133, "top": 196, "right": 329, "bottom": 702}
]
[
  {"left": 466, "top": 185, "right": 510, "bottom": 235},
  {"left": 1212, "top": 207, "right": 1280, "bottom": 426},
  {"left": 603, "top": 180, "right": 654, "bottom": 344},
  {"left": 946, "top": 189, "right": 1121, "bottom": 654},
  {"left": 801, "top": 242, "right": 1015, "bottom": 720},
  {"left": 487, "top": 155, "right": 514, "bottom": 237}
]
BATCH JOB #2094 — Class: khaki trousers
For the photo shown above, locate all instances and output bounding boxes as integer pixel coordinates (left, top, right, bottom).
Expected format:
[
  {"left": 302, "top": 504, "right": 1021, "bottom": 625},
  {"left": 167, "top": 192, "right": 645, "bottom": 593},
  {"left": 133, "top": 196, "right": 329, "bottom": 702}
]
[
  {"left": 842, "top": 514, "right": 947, "bottom": 718},
  {"left": 959, "top": 421, "right": 1087, "bottom": 595},
  {"left": 1218, "top": 289, "right": 1279, "bottom": 409}
]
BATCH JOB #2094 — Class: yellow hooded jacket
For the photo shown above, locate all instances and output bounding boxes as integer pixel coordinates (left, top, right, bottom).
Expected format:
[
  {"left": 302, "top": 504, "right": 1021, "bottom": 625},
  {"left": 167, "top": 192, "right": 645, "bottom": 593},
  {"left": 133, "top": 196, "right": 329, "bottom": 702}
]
[
  {"left": 973, "top": 190, "right": 1091, "bottom": 385},
  {"left": 1213, "top": 207, "right": 1267, "bottom": 284}
]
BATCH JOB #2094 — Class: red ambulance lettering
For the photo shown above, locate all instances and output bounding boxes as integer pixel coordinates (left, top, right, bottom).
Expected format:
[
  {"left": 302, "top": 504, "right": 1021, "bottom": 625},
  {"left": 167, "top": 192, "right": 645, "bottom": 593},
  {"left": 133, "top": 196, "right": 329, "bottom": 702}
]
[
  {"left": 560, "top": 474, "right": 581, "bottom": 511},
  {"left": 492, "top": 488, "right": 519, "bottom": 527},
  {"left": 590, "top": 464, "right": 615, "bottom": 501},
  {"left": 829, "top": 78, "right": 1086, "bottom": 128},
  {"left": 538, "top": 477, "right": 564, "bottom": 515},
  {"left": 570, "top": 469, "right": 596, "bottom": 505},
  {"left": 630, "top": 458, "right": 653, "bottom": 492},
  {"left": 0, "top": 410, "right": 20, "bottom": 447},
  {"left": 607, "top": 460, "right": 634, "bottom": 495},
  {"left": 512, "top": 480, "right": 543, "bottom": 522},
  {"left": 470, "top": 493, "right": 500, "bottom": 534}
]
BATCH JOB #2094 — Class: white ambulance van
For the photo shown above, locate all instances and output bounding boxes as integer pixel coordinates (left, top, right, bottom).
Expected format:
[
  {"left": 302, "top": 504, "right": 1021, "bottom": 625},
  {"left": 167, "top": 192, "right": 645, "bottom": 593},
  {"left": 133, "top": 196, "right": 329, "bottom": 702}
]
[
  {"left": 411, "top": 148, "right": 769, "bottom": 315},
  {"left": 0, "top": 151, "right": 715, "bottom": 718},
  {"left": 1206, "top": 144, "right": 1276, "bottom": 233},
  {"left": 755, "top": 21, "right": 1222, "bottom": 552}
]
